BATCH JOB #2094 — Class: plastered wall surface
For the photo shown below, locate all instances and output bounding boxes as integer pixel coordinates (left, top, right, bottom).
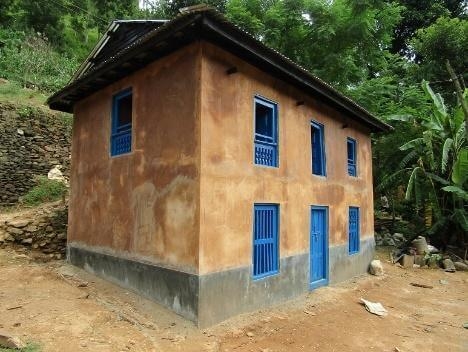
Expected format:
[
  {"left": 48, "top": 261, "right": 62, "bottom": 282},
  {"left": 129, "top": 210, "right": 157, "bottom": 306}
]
[
  {"left": 199, "top": 42, "right": 374, "bottom": 275},
  {"left": 69, "top": 43, "right": 201, "bottom": 274}
]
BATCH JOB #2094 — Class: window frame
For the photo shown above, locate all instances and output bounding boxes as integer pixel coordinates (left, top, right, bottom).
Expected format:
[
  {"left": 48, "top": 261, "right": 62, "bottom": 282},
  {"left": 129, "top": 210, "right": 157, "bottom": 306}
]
[
  {"left": 110, "top": 88, "right": 133, "bottom": 157},
  {"left": 347, "top": 137, "right": 357, "bottom": 177},
  {"left": 311, "top": 121, "right": 326, "bottom": 176},
  {"left": 252, "top": 203, "right": 280, "bottom": 279},
  {"left": 253, "top": 96, "right": 279, "bottom": 168},
  {"left": 348, "top": 206, "right": 360, "bottom": 255}
]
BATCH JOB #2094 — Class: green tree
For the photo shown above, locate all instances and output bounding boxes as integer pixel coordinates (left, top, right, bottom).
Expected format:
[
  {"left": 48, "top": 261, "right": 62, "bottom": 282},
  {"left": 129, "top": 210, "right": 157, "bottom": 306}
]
[
  {"left": 390, "top": 0, "right": 466, "bottom": 56},
  {"left": 411, "top": 17, "right": 468, "bottom": 98}
]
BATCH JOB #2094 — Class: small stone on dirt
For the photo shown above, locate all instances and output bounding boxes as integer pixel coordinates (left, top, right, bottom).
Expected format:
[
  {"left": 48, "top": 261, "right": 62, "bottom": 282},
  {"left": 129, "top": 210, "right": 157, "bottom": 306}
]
[
  {"left": 442, "top": 259, "right": 456, "bottom": 272},
  {"left": 246, "top": 331, "right": 254, "bottom": 337},
  {"left": 369, "top": 260, "right": 384, "bottom": 276},
  {"left": 454, "top": 261, "right": 468, "bottom": 271},
  {"left": 439, "top": 279, "right": 449, "bottom": 285}
]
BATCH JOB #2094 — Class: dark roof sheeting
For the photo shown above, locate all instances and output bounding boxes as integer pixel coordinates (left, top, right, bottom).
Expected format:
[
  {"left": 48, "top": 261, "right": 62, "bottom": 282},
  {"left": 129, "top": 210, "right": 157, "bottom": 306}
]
[{"left": 47, "top": 7, "right": 391, "bottom": 132}]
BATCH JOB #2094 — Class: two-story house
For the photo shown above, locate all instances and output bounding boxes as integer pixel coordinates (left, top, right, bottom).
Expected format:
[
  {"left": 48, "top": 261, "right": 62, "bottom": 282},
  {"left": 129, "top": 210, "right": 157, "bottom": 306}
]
[{"left": 47, "top": 7, "right": 391, "bottom": 327}]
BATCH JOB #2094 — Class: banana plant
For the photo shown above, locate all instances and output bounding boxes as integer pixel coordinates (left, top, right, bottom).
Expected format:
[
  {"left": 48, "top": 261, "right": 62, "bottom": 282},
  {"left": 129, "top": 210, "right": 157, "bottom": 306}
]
[{"left": 380, "top": 81, "right": 467, "bottom": 239}]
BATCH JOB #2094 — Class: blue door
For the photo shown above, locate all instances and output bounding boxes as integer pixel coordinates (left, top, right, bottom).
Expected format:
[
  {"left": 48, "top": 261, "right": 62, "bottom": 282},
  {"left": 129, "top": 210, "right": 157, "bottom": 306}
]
[{"left": 310, "top": 207, "right": 328, "bottom": 289}]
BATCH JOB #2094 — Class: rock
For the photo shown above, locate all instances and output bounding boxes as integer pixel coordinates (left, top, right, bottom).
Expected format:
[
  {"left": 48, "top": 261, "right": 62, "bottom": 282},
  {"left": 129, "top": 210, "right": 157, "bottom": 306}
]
[
  {"left": 399, "top": 254, "right": 415, "bottom": 268},
  {"left": 414, "top": 255, "right": 426, "bottom": 266},
  {"left": 384, "top": 238, "right": 395, "bottom": 246},
  {"left": 442, "top": 258, "right": 456, "bottom": 272},
  {"left": 7, "top": 219, "right": 30, "bottom": 228},
  {"left": 24, "top": 225, "right": 38, "bottom": 232},
  {"left": 439, "top": 279, "right": 449, "bottom": 285},
  {"left": 16, "top": 128, "right": 24, "bottom": 136},
  {"left": 57, "top": 233, "right": 66, "bottom": 240},
  {"left": 21, "top": 238, "right": 33, "bottom": 244},
  {"left": 0, "top": 330, "right": 26, "bottom": 349},
  {"left": 369, "top": 260, "right": 384, "bottom": 276},
  {"left": 393, "top": 233, "right": 405, "bottom": 241},
  {"left": 7, "top": 227, "right": 23, "bottom": 236},
  {"left": 246, "top": 331, "right": 254, "bottom": 337},
  {"left": 454, "top": 261, "right": 468, "bottom": 271}
]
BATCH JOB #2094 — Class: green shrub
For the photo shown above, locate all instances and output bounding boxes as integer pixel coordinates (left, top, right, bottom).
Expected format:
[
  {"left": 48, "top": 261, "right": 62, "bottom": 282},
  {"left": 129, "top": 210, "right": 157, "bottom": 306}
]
[
  {"left": 0, "top": 29, "right": 78, "bottom": 92},
  {"left": 22, "top": 176, "right": 67, "bottom": 206}
]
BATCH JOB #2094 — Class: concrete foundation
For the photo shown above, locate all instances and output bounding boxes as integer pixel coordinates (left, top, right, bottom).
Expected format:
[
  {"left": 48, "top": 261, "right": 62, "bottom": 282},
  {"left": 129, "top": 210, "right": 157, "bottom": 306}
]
[
  {"left": 69, "top": 239, "right": 373, "bottom": 327},
  {"left": 198, "top": 253, "right": 308, "bottom": 327},
  {"left": 68, "top": 245, "right": 199, "bottom": 322},
  {"left": 329, "top": 237, "right": 375, "bottom": 284}
]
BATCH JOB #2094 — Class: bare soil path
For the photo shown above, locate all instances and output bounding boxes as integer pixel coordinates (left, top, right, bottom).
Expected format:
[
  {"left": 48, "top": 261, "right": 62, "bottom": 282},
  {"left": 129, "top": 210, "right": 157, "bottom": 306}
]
[{"left": 0, "top": 248, "right": 466, "bottom": 352}]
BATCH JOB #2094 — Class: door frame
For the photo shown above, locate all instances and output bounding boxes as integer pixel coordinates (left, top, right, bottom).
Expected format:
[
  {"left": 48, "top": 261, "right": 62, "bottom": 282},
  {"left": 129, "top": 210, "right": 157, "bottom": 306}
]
[{"left": 309, "top": 205, "right": 329, "bottom": 290}]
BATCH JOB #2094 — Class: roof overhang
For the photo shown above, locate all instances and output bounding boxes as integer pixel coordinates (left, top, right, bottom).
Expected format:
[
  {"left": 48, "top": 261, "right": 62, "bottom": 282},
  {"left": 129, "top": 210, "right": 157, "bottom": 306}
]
[{"left": 47, "top": 8, "right": 392, "bottom": 133}]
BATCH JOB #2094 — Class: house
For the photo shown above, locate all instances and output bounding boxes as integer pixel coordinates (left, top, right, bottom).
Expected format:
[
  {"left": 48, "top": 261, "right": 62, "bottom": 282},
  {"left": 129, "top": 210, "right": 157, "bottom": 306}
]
[{"left": 47, "top": 7, "right": 391, "bottom": 327}]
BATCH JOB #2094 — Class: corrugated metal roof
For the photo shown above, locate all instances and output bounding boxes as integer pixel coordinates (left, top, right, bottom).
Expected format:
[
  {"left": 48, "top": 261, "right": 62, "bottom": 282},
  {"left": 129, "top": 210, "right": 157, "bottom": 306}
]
[{"left": 47, "top": 7, "right": 392, "bottom": 132}]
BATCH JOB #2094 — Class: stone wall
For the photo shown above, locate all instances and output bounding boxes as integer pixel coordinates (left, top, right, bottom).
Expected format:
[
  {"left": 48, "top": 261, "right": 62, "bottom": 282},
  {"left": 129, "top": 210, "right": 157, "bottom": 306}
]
[
  {"left": 0, "top": 102, "right": 71, "bottom": 206},
  {"left": 0, "top": 202, "right": 67, "bottom": 259}
]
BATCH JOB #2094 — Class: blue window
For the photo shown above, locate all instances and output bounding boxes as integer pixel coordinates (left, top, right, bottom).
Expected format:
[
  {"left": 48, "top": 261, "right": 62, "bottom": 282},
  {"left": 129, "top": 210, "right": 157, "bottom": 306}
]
[
  {"left": 254, "top": 97, "right": 278, "bottom": 167},
  {"left": 348, "top": 207, "right": 360, "bottom": 254},
  {"left": 253, "top": 204, "right": 279, "bottom": 278},
  {"left": 111, "top": 89, "right": 132, "bottom": 156},
  {"left": 347, "top": 137, "right": 357, "bottom": 176},
  {"left": 311, "top": 121, "right": 326, "bottom": 176}
]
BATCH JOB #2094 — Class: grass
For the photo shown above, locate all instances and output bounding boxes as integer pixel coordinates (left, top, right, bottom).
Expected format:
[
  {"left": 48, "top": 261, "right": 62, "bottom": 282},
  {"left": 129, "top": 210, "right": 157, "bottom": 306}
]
[
  {"left": 0, "top": 81, "right": 47, "bottom": 107},
  {"left": 0, "top": 80, "right": 73, "bottom": 128},
  {"left": 21, "top": 176, "right": 67, "bottom": 206},
  {"left": 0, "top": 343, "right": 41, "bottom": 352}
]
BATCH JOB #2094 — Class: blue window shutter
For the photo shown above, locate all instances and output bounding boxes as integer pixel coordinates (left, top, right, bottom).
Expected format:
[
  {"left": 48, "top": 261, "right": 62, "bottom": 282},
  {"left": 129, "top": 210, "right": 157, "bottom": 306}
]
[
  {"left": 349, "top": 207, "right": 360, "bottom": 254},
  {"left": 111, "top": 88, "right": 133, "bottom": 156},
  {"left": 253, "top": 204, "right": 279, "bottom": 278},
  {"left": 311, "top": 122, "right": 326, "bottom": 176},
  {"left": 254, "top": 97, "right": 278, "bottom": 167},
  {"left": 347, "top": 138, "right": 357, "bottom": 176}
]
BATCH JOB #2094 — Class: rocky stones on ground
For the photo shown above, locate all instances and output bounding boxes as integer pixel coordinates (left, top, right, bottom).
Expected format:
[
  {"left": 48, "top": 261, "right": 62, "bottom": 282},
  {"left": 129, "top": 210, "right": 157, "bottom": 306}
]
[
  {"left": 369, "top": 260, "right": 384, "bottom": 276},
  {"left": 453, "top": 261, "right": 468, "bottom": 271},
  {"left": 442, "top": 259, "right": 456, "bottom": 272},
  {"left": 0, "top": 330, "right": 26, "bottom": 349}
]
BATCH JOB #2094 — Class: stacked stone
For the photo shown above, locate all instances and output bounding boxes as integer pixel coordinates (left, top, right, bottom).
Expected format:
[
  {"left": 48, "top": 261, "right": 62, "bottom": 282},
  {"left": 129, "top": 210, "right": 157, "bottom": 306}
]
[
  {"left": 0, "top": 204, "right": 68, "bottom": 259},
  {"left": 375, "top": 230, "right": 406, "bottom": 247},
  {"left": 0, "top": 102, "right": 71, "bottom": 206}
]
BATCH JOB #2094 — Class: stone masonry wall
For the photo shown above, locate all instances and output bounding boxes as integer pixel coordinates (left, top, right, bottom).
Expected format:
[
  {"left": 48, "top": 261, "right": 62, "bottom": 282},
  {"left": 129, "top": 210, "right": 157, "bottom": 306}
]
[
  {"left": 0, "top": 102, "right": 71, "bottom": 206},
  {"left": 0, "top": 202, "right": 67, "bottom": 259}
]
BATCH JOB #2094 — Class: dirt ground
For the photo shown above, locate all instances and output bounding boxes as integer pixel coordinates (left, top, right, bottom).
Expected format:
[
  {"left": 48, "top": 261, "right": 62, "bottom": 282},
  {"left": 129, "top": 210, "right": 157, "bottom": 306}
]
[{"left": 0, "top": 247, "right": 467, "bottom": 352}]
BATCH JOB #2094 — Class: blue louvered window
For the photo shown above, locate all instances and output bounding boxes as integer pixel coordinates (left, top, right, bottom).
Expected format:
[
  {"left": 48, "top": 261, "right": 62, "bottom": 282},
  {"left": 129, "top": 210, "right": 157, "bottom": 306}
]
[
  {"left": 111, "top": 88, "right": 132, "bottom": 156},
  {"left": 254, "top": 97, "right": 278, "bottom": 167},
  {"left": 311, "top": 121, "right": 326, "bottom": 176},
  {"left": 348, "top": 207, "right": 360, "bottom": 254},
  {"left": 347, "top": 137, "right": 357, "bottom": 176},
  {"left": 253, "top": 204, "right": 279, "bottom": 279}
]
